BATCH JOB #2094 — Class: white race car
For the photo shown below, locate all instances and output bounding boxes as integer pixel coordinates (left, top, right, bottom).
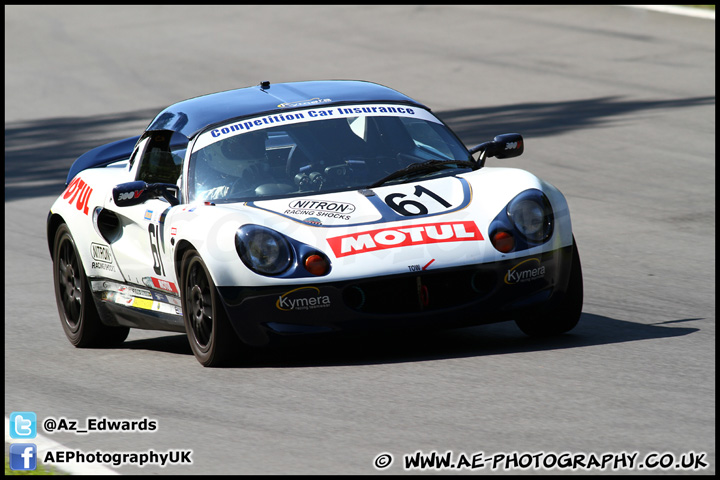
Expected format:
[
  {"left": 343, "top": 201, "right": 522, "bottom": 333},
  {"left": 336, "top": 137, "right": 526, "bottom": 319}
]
[{"left": 48, "top": 80, "right": 583, "bottom": 366}]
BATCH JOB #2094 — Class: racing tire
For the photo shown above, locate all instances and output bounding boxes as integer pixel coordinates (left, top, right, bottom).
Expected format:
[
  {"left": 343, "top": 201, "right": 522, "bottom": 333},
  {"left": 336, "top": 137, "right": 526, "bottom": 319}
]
[
  {"left": 53, "top": 224, "right": 130, "bottom": 347},
  {"left": 181, "top": 250, "right": 242, "bottom": 367},
  {"left": 515, "top": 237, "right": 583, "bottom": 337}
]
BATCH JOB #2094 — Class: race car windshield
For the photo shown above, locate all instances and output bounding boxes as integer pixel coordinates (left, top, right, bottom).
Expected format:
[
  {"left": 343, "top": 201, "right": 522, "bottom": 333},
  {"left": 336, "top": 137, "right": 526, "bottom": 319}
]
[{"left": 188, "top": 104, "right": 471, "bottom": 203}]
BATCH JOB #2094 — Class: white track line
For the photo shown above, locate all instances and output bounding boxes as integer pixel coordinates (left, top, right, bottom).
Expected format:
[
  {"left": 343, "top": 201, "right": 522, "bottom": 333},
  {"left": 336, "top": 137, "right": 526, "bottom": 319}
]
[{"left": 621, "top": 5, "right": 715, "bottom": 20}]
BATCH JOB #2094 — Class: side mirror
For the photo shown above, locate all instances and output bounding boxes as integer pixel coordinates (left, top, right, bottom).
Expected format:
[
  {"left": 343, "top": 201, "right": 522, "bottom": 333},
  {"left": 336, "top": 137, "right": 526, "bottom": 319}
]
[
  {"left": 113, "top": 181, "right": 180, "bottom": 207},
  {"left": 469, "top": 133, "right": 524, "bottom": 166}
]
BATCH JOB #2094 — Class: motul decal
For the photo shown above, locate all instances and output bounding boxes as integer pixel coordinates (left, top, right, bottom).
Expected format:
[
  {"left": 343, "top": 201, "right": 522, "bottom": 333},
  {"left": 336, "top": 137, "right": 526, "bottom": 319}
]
[
  {"left": 327, "top": 221, "right": 483, "bottom": 258},
  {"left": 62, "top": 176, "right": 93, "bottom": 215},
  {"left": 150, "top": 277, "right": 179, "bottom": 294}
]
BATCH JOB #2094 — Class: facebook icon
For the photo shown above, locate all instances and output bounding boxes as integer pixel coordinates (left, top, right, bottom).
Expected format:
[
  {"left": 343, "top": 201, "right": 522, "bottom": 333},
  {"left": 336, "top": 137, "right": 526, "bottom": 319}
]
[{"left": 10, "top": 443, "right": 37, "bottom": 471}]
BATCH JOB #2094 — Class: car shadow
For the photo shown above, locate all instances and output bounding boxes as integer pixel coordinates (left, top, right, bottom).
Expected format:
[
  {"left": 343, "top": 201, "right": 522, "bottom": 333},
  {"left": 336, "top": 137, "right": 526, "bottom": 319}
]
[
  {"left": 435, "top": 95, "right": 715, "bottom": 147},
  {"left": 118, "top": 313, "right": 701, "bottom": 368},
  {"left": 5, "top": 108, "right": 161, "bottom": 201},
  {"left": 5, "top": 95, "right": 714, "bottom": 202}
]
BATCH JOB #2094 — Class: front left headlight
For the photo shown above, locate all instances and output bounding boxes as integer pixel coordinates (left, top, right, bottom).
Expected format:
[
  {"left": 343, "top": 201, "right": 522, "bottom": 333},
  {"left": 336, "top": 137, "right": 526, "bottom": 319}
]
[
  {"left": 235, "top": 225, "right": 293, "bottom": 276},
  {"left": 506, "top": 190, "right": 554, "bottom": 243}
]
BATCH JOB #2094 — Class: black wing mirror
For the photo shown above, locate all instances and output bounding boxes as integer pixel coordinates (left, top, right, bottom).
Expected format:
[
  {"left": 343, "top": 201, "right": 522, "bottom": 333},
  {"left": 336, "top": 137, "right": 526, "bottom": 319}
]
[
  {"left": 469, "top": 133, "right": 524, "bottom": 167},
  {"left": 113, "top": 181, "right": 180, "bottom": 207}
]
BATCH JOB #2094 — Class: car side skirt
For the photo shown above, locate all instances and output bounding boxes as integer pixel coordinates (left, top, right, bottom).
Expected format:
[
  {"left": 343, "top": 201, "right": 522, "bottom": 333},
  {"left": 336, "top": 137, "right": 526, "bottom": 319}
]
[{"left": 88, "top": 278, "right": 185, "bottom": 332}]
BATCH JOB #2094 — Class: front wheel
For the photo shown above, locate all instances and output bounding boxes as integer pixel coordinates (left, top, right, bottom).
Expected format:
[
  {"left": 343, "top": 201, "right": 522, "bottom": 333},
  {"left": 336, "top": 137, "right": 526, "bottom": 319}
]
[
  {"left": 181, "top": 250, "right": 242, "bottom": 367},
  {"left": 515, "top": 237, "right": 583, "bottom": 336},
  {"left": 53, "top": 224, "right": 129, "bottom": 347}
]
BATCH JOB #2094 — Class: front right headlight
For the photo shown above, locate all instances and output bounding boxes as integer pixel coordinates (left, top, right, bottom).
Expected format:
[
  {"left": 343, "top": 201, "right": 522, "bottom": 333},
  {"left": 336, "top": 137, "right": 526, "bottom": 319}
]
[
  {"left": 506, "top": 190, "right": 554, "bottom": 243},
  {"left": 235, "top": 225, "right": 293, "bottom": 276},
  {"left": 489, "top": 189, "right": 555, "bottom": 253}
]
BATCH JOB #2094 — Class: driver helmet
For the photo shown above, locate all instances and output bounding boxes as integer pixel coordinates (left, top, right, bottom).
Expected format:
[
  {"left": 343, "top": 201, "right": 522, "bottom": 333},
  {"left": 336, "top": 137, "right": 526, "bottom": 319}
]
[{"left": 207, "top": 131, "right": 268, "bottom": 177}]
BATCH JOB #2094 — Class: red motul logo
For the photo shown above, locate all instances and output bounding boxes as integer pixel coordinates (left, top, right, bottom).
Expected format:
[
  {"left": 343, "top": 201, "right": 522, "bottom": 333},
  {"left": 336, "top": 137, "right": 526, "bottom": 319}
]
[
  {"left": 327, "top": 221, "right": 483, "bottom": 258},
  {"left": 62, "top": 176, "right": 93, "bottom": 215}
]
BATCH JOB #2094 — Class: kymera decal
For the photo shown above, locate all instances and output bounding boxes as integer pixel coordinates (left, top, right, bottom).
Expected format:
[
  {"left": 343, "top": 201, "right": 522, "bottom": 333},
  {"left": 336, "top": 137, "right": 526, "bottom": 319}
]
[
  {"left": 276, "top": 286, "right": 331, "bottom": 311},
  {"left": 504, "top": 258, "right": 546, "bottom": 285}
]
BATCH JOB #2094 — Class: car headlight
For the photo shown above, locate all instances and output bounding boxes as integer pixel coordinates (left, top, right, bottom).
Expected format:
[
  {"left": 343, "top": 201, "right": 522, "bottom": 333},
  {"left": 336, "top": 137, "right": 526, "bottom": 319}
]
[
  {"left": 506, "top": 190, "right": 554, "bottom": 243},
  {"left": 235, "top": 225, "right": 293, "bottom": 276}
]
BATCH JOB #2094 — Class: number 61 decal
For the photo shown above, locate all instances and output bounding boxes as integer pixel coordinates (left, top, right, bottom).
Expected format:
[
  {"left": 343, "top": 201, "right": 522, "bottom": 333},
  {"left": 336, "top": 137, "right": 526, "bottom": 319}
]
[
  {"left": 148, "top": 224, "right": 165, "bottom": 276},
  {"left": 384, "top": 185, "right": 452, "bottom": 216}
]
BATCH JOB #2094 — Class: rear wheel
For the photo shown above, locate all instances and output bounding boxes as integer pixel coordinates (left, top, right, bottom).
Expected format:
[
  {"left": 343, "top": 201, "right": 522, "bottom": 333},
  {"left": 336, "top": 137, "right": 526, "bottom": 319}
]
[
  {"left": 181, "top": 250, "right": 242, "bottom": 366},
  {"left": 515, "top": 237, "right": 583, "bottom": 336},
  {"left": 53, "top": 224, "right": 129, "bottom": 347}
]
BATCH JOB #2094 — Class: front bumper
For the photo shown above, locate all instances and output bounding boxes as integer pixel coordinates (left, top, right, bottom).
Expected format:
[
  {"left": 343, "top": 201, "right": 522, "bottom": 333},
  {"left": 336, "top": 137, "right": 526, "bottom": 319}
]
[{"left": 218, "top": 244, "right": 575, "bottom": 346}]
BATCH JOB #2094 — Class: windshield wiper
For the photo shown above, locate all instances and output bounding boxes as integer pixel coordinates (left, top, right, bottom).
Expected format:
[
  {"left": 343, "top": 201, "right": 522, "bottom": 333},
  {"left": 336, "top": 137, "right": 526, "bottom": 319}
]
[{"left": 368, "top": 159, "right": 476, "bottom": 189}]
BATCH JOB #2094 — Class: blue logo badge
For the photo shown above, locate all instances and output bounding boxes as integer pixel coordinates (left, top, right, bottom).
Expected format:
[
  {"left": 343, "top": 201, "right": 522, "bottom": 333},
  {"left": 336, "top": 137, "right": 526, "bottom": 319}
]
[
  {"left": 10, "top": 411, "right": 37, "bottom": 439},
  {"left": 9, "top": 443, "right": 37, "bottom": 471}
]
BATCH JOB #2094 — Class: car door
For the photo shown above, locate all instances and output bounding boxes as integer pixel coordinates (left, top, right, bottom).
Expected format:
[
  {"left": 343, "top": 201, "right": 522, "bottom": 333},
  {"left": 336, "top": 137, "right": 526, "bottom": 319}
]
[{"left": 107, "top": 132, "right": 183, "bottom": 296}]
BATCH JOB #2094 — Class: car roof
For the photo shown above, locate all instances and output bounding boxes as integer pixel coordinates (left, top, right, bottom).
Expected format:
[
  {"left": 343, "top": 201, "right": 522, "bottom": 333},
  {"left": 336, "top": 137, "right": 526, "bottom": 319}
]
[{"left": 145, "top": 80, "right": 428, "bottom": 139}]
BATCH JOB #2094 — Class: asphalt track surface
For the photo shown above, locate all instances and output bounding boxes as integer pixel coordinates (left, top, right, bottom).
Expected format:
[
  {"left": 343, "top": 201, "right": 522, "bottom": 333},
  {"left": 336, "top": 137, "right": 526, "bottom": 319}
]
[{"left": 5, "top": 5, "right": 715, "bottom": 475}]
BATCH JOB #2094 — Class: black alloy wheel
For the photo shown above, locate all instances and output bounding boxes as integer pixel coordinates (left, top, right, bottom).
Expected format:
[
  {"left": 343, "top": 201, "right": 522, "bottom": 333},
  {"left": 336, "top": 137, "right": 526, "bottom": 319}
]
[
  {"left": 181, "top": 250, "right": 241, "bottom": 367},
  {"left": 515, "top": 236, "right": 584, "bottom": 336},
  {"left": 53, "top": 224, "right": 129, "bottom": 347}
]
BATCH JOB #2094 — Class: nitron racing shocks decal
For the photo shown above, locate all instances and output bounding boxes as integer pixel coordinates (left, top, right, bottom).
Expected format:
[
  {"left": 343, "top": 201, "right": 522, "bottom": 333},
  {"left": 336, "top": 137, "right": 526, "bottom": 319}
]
[{"left": 326, "top": 221, "right": 483, "bottom": 257}]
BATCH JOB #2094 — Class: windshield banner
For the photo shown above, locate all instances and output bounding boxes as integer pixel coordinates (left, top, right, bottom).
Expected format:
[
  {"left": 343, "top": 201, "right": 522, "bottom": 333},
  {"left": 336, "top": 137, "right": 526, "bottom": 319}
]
[{"left": 194, "top": 104, "right": 441, "bottom": 151}]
